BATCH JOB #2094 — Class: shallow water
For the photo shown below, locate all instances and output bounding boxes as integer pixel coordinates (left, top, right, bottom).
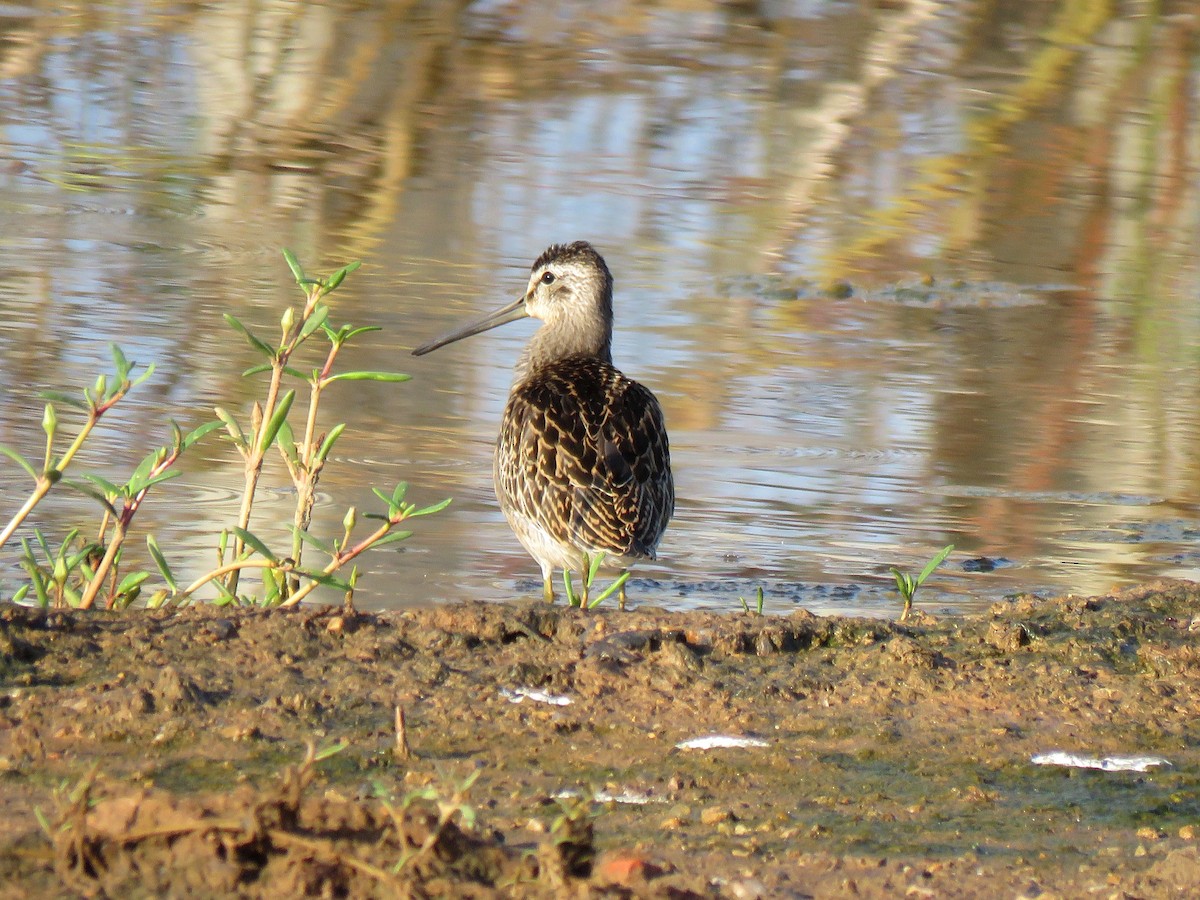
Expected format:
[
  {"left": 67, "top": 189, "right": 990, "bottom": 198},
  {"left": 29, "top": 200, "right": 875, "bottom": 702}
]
[{"left": 1, "top": 1, "right": 1199, "bottom": 615}]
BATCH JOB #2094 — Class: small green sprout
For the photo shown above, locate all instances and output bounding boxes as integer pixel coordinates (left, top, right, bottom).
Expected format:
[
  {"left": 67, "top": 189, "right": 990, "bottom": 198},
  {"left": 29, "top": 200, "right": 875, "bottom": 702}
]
[
  {"left": 563, "top": 552, "right": 631, "bottom": 610},
  {"left": 739, "top": 585, "right": 766, "bottom": 615},
  {"left": 891, "top": 544, "right": 954, "bottom": 622}
]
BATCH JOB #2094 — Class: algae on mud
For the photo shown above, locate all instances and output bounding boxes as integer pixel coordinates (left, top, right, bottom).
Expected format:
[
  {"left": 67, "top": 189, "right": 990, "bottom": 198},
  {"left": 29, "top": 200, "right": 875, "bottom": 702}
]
[{"left": 1, "top": 580, "right": 1199, "bottom": 897}]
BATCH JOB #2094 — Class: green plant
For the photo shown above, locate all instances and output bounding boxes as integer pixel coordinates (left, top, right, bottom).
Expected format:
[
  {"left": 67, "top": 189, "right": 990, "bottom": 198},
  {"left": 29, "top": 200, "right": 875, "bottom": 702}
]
[
  {"left": 891, "top": 544, "right": 954, "bottom": 622},
  {"left": 210, "top": 251, "right": 434, "bottom": 605},
  {"left": 0, "top": 345, "right": 155, "bottom": 551},
  {"left": 160, "top": 252, "right": 450, "bottom": 607},
  {"left": 546, "top": 792, "right": 597, "bottom": 879},
  {"left": 1, "top": 251, "right": 448, "bottom": 609},
  {"left": 0, "top": 345, "right": 219, "bottom": 609},
  {"left": 562, "top": 552, "right": 631, "bottom": 610},
  {"left": 374, "top": 767, "right": 481, "bottom": 873},
  {"left": 739, "top": 585, "right": 765, "bottom": 615}
]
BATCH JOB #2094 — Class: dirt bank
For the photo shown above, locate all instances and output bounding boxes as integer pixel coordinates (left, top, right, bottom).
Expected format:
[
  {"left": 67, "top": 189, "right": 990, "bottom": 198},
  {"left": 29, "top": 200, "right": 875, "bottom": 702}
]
[{"left": 1, "top": 579, "right": 1199, "bottom": 897}]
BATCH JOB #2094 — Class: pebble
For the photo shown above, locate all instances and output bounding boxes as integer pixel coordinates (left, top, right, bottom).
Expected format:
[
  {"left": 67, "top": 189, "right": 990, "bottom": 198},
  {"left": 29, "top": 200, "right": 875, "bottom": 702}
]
[
  {"left": 596, "top": 855, "right": 661, "bottom": 884},
  {"left": 206, "top": 619, "right": 238, "bottom": 641},
  {"left": 701, "top": 806, "right": 734, "bottom": 825},
  {"left": 728, "top": 877, "right": 767, "bottom": 899}
]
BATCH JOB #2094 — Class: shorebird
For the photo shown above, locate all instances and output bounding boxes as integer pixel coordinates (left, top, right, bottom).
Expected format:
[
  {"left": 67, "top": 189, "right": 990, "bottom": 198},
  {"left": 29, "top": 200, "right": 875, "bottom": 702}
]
[{"left": 413, "top": 241, "right": 674, "bottom": 608}]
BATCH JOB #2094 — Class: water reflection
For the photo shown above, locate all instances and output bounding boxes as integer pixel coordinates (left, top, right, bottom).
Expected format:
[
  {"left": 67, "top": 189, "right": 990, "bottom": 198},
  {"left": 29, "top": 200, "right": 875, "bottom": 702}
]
[{"left": 0, "top": 1, "right": 1198, "bottom": 615}]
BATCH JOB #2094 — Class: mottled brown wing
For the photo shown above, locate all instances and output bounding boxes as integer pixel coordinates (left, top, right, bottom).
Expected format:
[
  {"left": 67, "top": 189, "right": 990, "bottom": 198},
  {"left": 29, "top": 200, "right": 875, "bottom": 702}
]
[{"left": 496, "top": 357, "right": 674, "bottom": 559}]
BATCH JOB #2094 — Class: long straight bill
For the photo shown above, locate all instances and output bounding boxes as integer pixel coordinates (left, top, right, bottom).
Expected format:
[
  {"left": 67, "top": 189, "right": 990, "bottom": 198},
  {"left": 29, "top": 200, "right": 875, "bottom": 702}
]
[{"left": 412, "top": 296, "right": 528, "bottom": 356}]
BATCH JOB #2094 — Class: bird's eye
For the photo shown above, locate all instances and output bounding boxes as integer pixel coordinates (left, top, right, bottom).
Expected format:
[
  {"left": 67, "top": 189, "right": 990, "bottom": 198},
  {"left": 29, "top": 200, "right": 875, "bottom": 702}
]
[{"left": 540, "top": 271, "right": 556, "bottom": 285}]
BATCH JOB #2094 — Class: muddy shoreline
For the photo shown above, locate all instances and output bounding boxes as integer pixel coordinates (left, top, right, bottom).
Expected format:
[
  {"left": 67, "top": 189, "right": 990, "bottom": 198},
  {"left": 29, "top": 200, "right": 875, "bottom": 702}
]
[{"left": 1, "top": 580, "right": 1199, "bottom": 897}]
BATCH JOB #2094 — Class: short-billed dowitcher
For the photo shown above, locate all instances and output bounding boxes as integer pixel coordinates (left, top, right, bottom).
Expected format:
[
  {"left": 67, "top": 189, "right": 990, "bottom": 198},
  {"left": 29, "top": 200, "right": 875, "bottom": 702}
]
[{"left": 413, "top": 241, "right": 674, "bottom": 608}]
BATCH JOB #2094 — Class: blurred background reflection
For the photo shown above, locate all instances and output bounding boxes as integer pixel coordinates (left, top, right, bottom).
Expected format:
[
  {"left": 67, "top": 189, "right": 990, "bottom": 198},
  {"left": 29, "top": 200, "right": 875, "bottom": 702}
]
[{"left": 0, "top": 1, "right": 1198, "bottom": 614}]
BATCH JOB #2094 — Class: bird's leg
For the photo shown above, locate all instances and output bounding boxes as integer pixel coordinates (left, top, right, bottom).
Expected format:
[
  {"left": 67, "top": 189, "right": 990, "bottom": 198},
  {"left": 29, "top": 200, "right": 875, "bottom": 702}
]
[
  {"left": 542, "top": 564, "right": 555, "bottom": 604},
  {"left": 580, "top": 577, "right": 589, "bottom": 610},
  {"left": 618, "top": 575, "right": 628, "bottom": 611}
]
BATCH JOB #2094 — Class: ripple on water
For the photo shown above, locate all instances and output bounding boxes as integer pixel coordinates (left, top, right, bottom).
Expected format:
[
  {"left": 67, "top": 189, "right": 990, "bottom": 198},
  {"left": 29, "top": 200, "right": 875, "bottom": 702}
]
[
  {"left": 718, "top": 275, "right": 1069, "bottom": 309},
  {"left": 944, "top": 485, "right": 1163, "bottom": 507}
]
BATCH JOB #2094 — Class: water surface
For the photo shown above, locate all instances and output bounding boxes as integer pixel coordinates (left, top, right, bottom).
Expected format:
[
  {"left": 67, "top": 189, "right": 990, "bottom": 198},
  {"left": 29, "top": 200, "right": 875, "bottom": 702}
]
[{"left": 1, "top": 1, "right": 1198, "bottom": 615}]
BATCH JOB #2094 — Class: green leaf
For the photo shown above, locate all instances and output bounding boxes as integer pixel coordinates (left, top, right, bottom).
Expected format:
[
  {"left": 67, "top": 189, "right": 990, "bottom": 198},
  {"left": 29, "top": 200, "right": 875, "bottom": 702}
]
[
  {"left": 298, "top": 304, "right": 330, "bottom": 340},
  {"left": 371, "top": 487, "right": 394, "bottom": 509},
  {"left": 214, "top": 407, "right": 248, "bottom": 447},
  {"left": 292, "top": 568, "right": 352, "bottom": 590},
  {"left": 63, "top": 532, "right": 93, "bottom": 568},
  {"left": 145, "top": 589, "right": 170, "bottom": 609},
  {"left": 129, "top": 362, "right": 156, "bottom": 390},
  {"left": 62, "top": 583, "right": 83, "bottom": 608},
  {"left": 76, "top": 554, "right": 96, "bottom": 581},
  {"left": 282, "top": 248, "right": 305, "bottom": 284},
  {"left": 12, "top": 584, "right": 29, "bottom": 604},
  {"left": 586, "top": 552, "right": 605, "bottom": 585},
  {"left": 110, "top": 344, "right": 131, "bottom": 381},
  {"left": 81, "top": 473, "right": 123, "bottom": 498},
  {"left": 257, "top": 389, "right": 296, "bottom": 454},
  {"left": 323, "top": 371, "right": 411, "bottom": 384},
  {"left": 325, "top": 260, "right": 361, "bottom": 292},
  {"left": 563, "top": 570, "right": 579, "bottom": 607},
  {"left": 0, "top": 444, "right": 38, "bottom": 479},
  {"left": 116, "top": 571, "right": 150, "bottom": 596},
  {"left": 409, "top": 497, "right": 451, "bottom": 518},
  {"left": 211, "top": 579, "right": 238, "bottom": 606},
  {"left": 313, "top": 740, "right": 349, "bottom": 761},
  {"left": 70, "top": 481, "right": 120, "bottom": 516},
  {"left": 391, "top": 482, "right": 409, "bottom": 506},
  {"left": 371, "top": 530, "right": 414, "bottom": 548},
  {"left": 31, "top": 529, "right": 52, "bottom": 560},
  {"left": 326, "top": 323, "right": 383, "bottom": 344},
  {"left": 917, "top": 544, "right": 955, "bottom": 586},
  {"left": 290, "top": 526, "right": 335, "bottom": 555},
  {"left": 224, "top": 313, "right": 275, "bottom": 358},
  {"left": 128, "top": 448, "right": 165, "bottom": 493},
  {"left": 28, "top": 567, "right": 50, "bottom": 607},
  {"left": 134, "top": 470, "right": 181, "bottom": 494},
  {"left": 314, "top": 423, "right": 346, "bottom": 464},
  {"left": 242, "top": 362, "right": 307, "bottom": 379},
  {"left": 38, "top": 390, "right": 88, "bottom": 411},
  {"left": 262, "top": 571, "right": 282, "bottom": 605},
  {"left": 147, "top": 535, "right": 178, "bottom": 591},
  {"left": 276, "top": 419, "right": 298, "bottom": 465},
  {"left": 181, "top": 420, "right": 224, "bottom": 450},
  {"left": 588, "top": 570, "right": 631, "bottom": 609},
  {"left": 230, "top": 527, "right": 279, "bottom": 563}
]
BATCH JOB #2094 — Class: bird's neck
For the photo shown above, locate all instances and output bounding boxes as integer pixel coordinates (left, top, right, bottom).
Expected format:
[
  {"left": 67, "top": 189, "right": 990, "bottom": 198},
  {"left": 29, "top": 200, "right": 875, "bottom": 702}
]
[{"left": 514, "top": 318, "right": 612, "bottom": 384}]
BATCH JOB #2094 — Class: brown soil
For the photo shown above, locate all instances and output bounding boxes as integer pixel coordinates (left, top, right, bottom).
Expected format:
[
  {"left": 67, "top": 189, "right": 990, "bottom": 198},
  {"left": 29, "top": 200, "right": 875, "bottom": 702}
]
[{"left": 1, "top": 579, "right": 1199, "bottom": 898}]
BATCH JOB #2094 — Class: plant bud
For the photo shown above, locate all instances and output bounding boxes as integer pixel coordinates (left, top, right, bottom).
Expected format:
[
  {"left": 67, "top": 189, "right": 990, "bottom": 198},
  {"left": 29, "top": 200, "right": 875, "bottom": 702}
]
[{"left": 42, "top": 403, "right": 57, "bottom": 438}]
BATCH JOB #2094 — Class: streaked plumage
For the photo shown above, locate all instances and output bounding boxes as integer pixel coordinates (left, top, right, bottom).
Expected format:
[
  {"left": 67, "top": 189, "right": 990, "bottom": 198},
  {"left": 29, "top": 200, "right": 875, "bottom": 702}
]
[{"left": 413, "top": 241, "right": 674, "bottom": 607}]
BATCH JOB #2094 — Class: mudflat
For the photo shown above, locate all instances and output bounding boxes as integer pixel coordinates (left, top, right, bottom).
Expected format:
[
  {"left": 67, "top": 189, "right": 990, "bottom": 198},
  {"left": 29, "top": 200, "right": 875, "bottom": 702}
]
[{"left": 1, "top": 579, "right": 1198, "bottom": 898}]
